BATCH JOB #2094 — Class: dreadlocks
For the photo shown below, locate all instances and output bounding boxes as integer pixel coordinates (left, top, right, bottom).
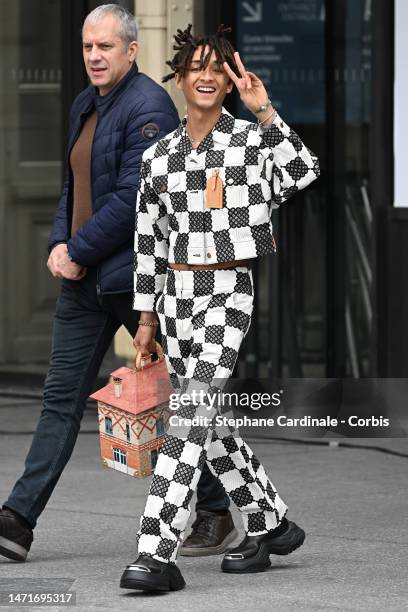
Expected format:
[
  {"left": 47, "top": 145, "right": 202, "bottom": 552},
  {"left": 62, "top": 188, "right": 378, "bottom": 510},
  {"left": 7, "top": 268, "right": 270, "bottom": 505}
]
[{"left": 162, "top": 24, "right": 239, "bottom": 83}]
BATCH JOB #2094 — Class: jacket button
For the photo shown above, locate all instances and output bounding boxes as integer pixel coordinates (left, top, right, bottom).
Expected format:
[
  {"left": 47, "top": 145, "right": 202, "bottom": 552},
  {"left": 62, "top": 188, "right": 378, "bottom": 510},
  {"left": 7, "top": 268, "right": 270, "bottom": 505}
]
[
  {"left": 207, "top": 253, "right": 211, "bottom": 258},
  {"left": 160, "top": 185, "right": 167, "bottom": 193},
  {"left": 280, "top": 122, "right": 284, "bottom": 128}
]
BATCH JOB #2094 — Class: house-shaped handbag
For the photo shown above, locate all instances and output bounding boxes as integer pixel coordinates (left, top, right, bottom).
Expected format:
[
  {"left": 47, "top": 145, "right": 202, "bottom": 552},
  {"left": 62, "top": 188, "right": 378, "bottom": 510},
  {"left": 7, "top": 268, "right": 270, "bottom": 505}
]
[{"left": 90, "top": 347, "right": 172, "bottom": 478}]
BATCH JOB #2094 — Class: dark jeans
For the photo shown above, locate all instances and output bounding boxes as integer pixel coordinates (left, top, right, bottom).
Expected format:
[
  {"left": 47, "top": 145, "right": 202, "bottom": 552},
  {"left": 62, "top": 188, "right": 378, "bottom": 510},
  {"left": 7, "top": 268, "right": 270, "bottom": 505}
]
[{"left": 4, "top": 268, "right": 229, "bottom": 528}]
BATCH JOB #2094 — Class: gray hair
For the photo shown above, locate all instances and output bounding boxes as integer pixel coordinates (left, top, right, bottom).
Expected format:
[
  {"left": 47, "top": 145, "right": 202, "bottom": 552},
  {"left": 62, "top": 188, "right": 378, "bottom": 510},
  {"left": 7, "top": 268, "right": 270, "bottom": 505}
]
[{"left": 83, "top": 4, "right": 138, "bottom": 46}]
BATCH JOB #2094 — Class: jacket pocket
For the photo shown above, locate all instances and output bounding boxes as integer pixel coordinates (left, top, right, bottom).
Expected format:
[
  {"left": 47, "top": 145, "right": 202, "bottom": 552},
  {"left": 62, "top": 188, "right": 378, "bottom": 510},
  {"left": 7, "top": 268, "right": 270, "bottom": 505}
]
[
  {"left": 218, "top": 164, "right": 248, "bottom": 208},
  {"left": 151, "top": 172, "right": 180, "bottom": 196}
]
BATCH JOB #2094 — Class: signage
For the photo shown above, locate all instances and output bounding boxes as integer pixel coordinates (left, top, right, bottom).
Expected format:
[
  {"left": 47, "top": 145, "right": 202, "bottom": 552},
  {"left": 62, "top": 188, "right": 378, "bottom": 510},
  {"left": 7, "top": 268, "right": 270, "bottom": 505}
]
[{"left": 236, "top": 0, "right": 325, "bottom": 124}]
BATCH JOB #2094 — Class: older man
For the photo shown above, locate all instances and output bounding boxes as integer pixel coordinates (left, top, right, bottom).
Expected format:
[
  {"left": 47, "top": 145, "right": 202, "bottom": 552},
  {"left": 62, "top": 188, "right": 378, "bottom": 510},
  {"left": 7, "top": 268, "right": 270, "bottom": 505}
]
[{"left": 0, "top": 4, "right": 234, "bottom": 564}]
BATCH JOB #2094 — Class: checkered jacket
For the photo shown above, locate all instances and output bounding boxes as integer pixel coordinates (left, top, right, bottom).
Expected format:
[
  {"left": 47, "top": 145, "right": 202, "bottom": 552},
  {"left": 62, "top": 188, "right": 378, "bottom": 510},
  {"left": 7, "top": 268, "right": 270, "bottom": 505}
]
[{"left": 133, "top": 107, "right": 319, "bottom": 311}]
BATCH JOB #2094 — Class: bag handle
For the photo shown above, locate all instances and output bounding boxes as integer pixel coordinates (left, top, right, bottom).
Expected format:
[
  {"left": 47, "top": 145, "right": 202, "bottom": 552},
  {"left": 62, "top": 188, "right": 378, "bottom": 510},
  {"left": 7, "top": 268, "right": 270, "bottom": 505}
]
[{"left": 133, "top": 341, "right": 164, "bottom": 371}]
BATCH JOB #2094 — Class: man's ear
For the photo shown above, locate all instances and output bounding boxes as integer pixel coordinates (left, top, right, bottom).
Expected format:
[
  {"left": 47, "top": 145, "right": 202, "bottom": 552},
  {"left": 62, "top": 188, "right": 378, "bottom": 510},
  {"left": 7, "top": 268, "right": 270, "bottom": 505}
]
[
  {"left": 128, "top": 40, "right": 139, "bottom": 62},
  {"left": 226, "top": 81, "right": 233, "bottom": 94},
  {"left": 174, "top": 73, "right": 183, "bottom": 90}
]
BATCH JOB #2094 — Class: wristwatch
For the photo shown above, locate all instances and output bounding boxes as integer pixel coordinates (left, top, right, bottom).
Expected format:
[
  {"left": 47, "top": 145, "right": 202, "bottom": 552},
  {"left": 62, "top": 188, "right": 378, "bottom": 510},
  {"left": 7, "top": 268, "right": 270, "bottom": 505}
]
[{"left": 254, "top": 98, "right": 271, "bottom": 114}]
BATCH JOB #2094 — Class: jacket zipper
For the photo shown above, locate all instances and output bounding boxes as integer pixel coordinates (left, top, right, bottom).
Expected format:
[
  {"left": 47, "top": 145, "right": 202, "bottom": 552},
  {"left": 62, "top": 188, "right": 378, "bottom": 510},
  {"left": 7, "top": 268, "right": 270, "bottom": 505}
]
[{"left": 89, "top": 109, "right": 100, "bottom": 295}]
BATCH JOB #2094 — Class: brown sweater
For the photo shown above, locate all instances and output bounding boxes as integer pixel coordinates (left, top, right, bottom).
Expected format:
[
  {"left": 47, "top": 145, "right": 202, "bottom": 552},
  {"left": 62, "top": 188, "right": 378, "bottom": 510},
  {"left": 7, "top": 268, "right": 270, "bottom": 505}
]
[{"left": 70, "top": 111, "right": 97, "bottom": 236}]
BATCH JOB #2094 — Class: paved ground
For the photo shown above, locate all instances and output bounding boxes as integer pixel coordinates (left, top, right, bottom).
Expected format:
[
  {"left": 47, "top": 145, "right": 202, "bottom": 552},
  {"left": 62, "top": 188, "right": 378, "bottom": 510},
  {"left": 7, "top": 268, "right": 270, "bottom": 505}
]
[{"left": 0, "top": 389, "right": 407, "bottom": 612}]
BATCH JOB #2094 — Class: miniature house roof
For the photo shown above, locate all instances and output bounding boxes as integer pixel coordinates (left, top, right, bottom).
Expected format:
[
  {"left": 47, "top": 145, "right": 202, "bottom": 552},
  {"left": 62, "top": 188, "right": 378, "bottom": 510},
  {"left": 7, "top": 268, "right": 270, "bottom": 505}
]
[{"left": 90, "top": 359, "right": 173, "bottom": 416}]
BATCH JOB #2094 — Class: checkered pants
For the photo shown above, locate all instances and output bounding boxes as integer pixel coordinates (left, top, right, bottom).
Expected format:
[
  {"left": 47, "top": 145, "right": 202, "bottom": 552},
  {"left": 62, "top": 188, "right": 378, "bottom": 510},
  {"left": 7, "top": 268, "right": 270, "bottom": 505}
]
[{"left": 137, "top": 267, "right": 287, "bottom": 563}]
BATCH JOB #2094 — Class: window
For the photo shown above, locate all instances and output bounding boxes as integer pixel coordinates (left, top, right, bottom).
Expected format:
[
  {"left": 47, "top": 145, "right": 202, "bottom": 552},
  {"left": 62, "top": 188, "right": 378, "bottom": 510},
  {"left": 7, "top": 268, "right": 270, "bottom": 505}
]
[
  {"left": 18, "top": 0, "right": 62, "bottom": 163},
  {"left": 113, "top": 448, "right": 127, "bottom": 465},
  {"left": 126, "top": 423, "right": 131, "bottom": 442},
  {"left": 105, "top": 417, "right": 113, "bottom": 435},
  {"left": 156, "top": 417, "right": 165, "bottom": 436}
]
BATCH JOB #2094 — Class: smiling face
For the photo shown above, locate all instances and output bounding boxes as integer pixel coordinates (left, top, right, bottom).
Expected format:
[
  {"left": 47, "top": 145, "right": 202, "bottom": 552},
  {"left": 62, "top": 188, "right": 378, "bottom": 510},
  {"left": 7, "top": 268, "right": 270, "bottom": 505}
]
[
  {"left": 175, "top": 46, "right": 233, "bottom": 111},
  {"left": 82, "top": 13, "right": 138, "bottom": 96}
]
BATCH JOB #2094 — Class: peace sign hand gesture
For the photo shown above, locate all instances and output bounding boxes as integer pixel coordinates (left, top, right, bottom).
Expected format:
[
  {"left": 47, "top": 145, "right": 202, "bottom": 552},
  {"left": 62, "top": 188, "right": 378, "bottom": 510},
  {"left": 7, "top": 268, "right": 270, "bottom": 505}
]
[{"left": 223, "top": 52, "right": 275, "bottom": 121}]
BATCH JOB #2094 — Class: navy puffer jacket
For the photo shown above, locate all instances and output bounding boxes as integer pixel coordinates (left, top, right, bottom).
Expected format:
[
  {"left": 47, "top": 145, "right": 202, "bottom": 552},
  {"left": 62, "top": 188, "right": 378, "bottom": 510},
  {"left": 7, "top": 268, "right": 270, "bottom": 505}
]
[{"left": 48, "top": 64, "right": 179, "bottom": 294}]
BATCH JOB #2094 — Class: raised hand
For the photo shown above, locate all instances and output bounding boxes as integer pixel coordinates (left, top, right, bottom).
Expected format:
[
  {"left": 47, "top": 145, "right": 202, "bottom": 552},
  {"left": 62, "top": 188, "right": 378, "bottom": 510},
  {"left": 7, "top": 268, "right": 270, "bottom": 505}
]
[{"left": 223, "top": 51, "right": 271, "bottom": 116}]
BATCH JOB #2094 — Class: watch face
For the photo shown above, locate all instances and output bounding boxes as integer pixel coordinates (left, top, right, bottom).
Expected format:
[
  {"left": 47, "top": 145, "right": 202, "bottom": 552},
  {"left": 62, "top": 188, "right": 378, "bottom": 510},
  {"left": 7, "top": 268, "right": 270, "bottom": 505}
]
[{"left": 256, "top": 99, "right": 271, "bottom": 113}]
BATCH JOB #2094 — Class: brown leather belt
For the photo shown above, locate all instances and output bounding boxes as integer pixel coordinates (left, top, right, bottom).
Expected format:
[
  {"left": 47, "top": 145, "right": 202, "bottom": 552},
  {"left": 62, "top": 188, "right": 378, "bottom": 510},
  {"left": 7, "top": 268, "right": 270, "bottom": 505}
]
[{"left": 169, "top": 259, "right": 252, "bottom": 272}]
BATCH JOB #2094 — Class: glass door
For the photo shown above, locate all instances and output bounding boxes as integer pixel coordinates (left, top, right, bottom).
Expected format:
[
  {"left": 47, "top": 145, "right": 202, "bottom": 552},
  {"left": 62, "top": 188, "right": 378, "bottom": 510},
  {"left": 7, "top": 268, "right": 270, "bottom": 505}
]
[
  {"left": 325, "top": 0, "right": 374, "bottom": 377},
  {"left": 220, "top": 0, "right": 376, "bottom": 379}
]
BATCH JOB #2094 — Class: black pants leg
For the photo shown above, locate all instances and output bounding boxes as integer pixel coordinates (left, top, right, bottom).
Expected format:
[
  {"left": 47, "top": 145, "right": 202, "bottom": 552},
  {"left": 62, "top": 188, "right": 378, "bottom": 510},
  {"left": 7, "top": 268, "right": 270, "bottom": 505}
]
[{"left": 4, "top": 269, "right": 227, "bottom": 528}]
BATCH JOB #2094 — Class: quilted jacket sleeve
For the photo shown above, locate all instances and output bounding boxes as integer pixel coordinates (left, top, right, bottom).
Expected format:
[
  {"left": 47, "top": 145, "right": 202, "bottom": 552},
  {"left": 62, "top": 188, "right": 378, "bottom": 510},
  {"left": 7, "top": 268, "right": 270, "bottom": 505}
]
[
  {"left": 47, "top": 172, "right": 69, "bottom": 252},
  {"left": 67, "top": 99, "right": 178, "bottom": 266},
  {"left": 133, "top": 157, "right": 169, "bottom": 312},
  {"left": 259, "top": 112, "right": 320, "bottom": 208}
]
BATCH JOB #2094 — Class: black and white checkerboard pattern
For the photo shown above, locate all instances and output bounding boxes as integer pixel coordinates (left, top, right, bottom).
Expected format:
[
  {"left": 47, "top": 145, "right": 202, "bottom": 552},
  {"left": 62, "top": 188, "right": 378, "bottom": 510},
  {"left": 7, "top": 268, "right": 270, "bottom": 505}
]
[
  {"left": 133, "top": 108, "right": 320, "bottom": 312},
  {"left": 136, "top": 268, "right": 288, "bottom": 563},
  {"left": 158, "top": 267, "right": 254, "bottom": 385}
]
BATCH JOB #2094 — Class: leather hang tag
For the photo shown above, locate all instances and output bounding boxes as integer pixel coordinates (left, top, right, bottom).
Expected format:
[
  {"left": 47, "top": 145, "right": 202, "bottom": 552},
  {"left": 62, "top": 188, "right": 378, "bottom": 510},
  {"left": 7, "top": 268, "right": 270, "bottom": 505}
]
[{"left": 206, "top": 169, "right": 224, "bottom": 209}]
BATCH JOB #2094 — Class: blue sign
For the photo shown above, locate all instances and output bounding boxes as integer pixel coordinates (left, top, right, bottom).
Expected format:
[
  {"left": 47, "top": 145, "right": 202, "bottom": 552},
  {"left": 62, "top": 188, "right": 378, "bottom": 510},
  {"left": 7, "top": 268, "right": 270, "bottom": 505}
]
[{"left": 236, "top": 0, "right": 325, "bottom": 124}]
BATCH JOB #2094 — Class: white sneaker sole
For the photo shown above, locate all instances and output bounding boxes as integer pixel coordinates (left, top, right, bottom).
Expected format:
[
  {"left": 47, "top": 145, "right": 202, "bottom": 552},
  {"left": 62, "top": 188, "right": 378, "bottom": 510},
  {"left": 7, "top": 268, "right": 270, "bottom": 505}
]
[{"left": 0, "top": 535, "right": 28, "bottom": 561}]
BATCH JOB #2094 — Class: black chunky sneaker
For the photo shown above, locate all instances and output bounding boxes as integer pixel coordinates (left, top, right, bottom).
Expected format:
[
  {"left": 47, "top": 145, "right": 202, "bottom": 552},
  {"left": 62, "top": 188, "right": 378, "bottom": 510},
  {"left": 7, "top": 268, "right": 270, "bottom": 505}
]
[
  {"left": 181, "top": 510, "right": 238, "bottom": 557},
  {"left": 221, "top": 520, "right": 305, "bottom": 574},
  {"left": 0, "top": 507, "right": 33, "bottom": 562},
  {"left": 120, "top": 554, "right": 186, "bottom": 592}
]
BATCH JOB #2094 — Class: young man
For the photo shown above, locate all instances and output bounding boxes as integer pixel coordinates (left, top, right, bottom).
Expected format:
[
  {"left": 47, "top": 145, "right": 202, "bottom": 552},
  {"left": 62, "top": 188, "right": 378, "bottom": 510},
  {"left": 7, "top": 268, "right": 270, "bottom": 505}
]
[
  {"left": 0, "top": 7, "right": 231, "bottom": 564},
  {"left": 120, "top": 25, "right": 320, "bottom": 592}
]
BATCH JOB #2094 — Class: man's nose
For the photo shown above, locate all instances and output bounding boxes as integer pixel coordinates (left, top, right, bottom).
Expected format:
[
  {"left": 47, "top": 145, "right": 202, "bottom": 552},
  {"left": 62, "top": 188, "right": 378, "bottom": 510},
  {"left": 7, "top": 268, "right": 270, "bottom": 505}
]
[{"left": 89, "top": 45, "right": 101, "bottom": 61}]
